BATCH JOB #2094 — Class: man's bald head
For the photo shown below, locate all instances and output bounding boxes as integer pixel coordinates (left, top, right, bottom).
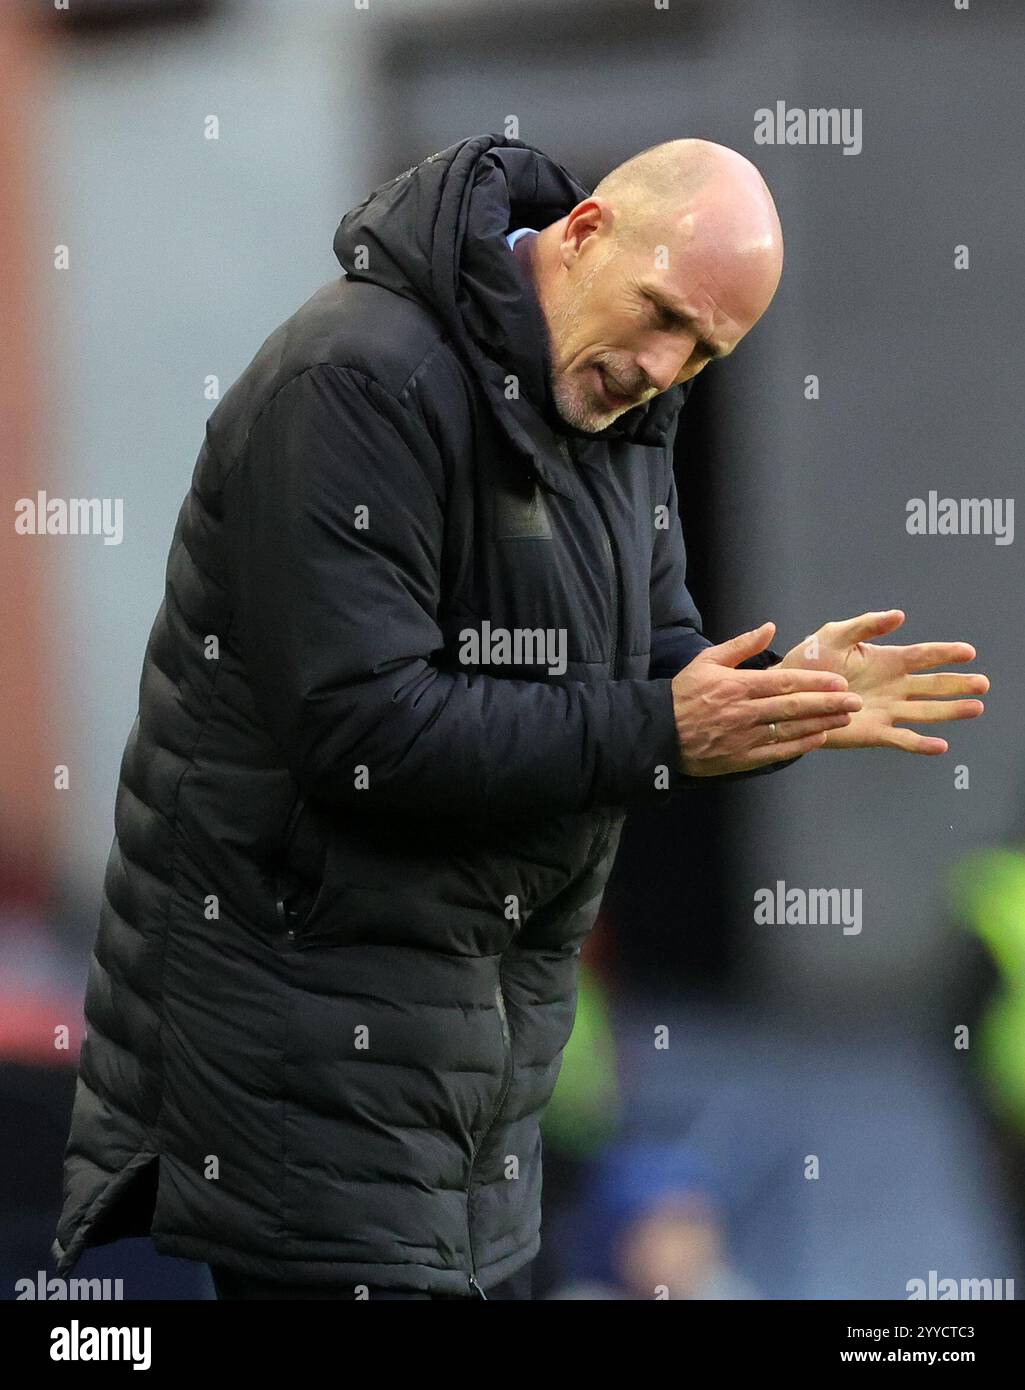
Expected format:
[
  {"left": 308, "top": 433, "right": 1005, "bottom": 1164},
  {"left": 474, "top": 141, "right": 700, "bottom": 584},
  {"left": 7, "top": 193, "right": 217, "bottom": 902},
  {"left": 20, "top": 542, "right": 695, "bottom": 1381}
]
[
  {"left": 592, "top": 138, "right": 778, "bottom": 250},
  {"left": 523, "top": 138, "right": 784, "bottom": 433}
]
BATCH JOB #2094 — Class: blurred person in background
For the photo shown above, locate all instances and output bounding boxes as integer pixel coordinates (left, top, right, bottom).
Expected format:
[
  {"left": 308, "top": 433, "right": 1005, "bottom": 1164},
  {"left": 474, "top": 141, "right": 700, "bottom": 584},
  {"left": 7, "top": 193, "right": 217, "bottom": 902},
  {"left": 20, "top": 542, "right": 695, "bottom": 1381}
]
[
  {"left": 50, "top": 131, "right": 986, "bottom": 1301},
  {"left": 948, "top": 843, "right": 1025, "bottom": 1266},
  {"left": 549, "top": 1141, "right": 759, "bottom": 1299},
  {"left": 535, "top": 919, "right": 622, "bottom": 1294}
]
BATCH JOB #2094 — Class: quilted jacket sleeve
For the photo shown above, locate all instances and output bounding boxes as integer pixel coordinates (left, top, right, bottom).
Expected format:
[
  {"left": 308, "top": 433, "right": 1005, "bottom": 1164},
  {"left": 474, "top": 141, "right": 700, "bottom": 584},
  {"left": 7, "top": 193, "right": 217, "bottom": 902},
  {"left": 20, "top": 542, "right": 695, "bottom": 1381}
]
[{"left": 222, "top": 363, "right": 688, "bottom": 818}]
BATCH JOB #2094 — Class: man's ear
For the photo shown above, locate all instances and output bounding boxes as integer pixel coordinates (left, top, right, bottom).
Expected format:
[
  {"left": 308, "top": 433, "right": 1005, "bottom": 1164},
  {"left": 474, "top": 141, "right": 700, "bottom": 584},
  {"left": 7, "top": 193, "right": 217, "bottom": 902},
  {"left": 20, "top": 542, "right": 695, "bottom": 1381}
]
[{"left": 560, "top": 197, "right": 613, "bottom": 265}]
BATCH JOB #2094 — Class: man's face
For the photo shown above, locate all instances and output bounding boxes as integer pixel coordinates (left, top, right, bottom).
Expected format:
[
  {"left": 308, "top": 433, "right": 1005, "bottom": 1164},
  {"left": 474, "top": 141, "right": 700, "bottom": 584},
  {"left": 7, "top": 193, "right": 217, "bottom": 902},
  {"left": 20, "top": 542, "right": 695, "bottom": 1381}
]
[{"left": 539, "top": 195, "right": 781, "bottom": 434}]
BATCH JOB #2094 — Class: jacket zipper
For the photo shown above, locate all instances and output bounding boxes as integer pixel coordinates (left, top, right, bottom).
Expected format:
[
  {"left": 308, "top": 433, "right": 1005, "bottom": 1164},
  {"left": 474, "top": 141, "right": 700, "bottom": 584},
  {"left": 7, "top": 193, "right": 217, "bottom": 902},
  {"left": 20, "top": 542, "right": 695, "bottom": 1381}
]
[
  {"left": 465, "top": 976, "right": 513, "bottom": 1299},
  {"left": 275, "top": 793, "right": 308, "bottom": 941},
  {"left": 462, "top": 438, "right": 621, "bottom": 1295},
  {"left": 558, "top": 435, "right": 622, "bottom": 680},
  {"left": 587, "top": 816, "right": 614, "bottom": 875},
  {"left": 556, "top": 436, "right": 620, "bottom": 894}
]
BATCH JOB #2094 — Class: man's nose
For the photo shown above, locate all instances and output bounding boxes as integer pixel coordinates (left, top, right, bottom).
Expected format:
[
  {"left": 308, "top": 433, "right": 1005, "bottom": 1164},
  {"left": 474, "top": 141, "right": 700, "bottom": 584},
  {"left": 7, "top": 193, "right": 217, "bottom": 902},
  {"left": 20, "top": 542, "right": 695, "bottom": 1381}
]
[{"left": 634, "top": 336, "right": 696, "bottom": 392}]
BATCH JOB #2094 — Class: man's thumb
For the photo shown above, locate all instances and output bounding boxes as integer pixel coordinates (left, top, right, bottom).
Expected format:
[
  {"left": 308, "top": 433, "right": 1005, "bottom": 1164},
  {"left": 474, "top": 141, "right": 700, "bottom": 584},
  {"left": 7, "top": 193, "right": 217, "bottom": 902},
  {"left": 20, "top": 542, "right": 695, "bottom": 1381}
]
[{"left": 707, "top": 621, "right": 776, "bottom": 667}]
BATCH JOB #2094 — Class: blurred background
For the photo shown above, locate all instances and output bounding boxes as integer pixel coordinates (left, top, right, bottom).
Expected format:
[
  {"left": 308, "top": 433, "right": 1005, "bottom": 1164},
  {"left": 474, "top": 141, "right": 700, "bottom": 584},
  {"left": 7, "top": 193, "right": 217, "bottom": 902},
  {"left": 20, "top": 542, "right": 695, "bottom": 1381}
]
[{"left": 2, "top": 0, "right": 1024, "bottom": 1299}]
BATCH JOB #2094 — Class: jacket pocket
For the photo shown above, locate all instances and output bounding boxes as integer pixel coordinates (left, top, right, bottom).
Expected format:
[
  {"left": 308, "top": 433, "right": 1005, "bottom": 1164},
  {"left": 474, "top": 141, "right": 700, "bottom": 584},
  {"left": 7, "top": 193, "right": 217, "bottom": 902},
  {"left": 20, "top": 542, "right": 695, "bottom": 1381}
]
[{"left": 273, "top": 796, "right": 325, "bottom": 942}]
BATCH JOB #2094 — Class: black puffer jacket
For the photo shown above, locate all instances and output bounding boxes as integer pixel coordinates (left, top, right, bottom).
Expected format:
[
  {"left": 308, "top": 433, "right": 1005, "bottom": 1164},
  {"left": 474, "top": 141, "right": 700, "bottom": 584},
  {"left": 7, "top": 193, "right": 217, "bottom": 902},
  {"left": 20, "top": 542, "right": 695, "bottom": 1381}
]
[{"left": 52, "top": 134, "right": 793, "bottom": 1297}]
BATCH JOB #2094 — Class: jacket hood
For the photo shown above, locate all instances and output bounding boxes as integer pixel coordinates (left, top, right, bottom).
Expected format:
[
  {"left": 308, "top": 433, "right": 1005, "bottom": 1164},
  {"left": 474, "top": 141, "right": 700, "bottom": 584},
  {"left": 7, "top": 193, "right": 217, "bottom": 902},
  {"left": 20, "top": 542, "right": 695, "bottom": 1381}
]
[{"left": 333, "top": 133, "right": 692, "bottom": 470}]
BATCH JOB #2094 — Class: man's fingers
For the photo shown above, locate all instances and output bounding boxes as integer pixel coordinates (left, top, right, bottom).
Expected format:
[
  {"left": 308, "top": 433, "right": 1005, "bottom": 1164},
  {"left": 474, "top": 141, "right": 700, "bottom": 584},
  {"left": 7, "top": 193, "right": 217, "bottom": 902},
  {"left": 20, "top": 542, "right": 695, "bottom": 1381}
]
[
  {"left": 827, "top": 609, "right": 906, "bottom": 645},
  {"left": 766, "top": 713, "right": 855, "bottom": 740},
  {"left": 902, "top": 641, "right": 978, "bottom": 672},
  {"left": 741, "top": 730, "right": 830, "bottom": 768},
  {"left": 893, "top": 698, "right": 985, "bottom": 724},
  {"left": 743, "top": 665, "right": 850, "bottom": 695},
  {"left": 690, "top": 729, "right": 829, "bottom": 775},
  {"left": 747, "top": 690, "right": 861, "bottom": 724},
  {"left": 701, "top": 621, "right": 776, "bottom": 668},
  {"left": 907, "top": 672, "right": 990, "bottom": 697},
  {"left": 879, "top": 727, "right": 949, "bottom": 755}
]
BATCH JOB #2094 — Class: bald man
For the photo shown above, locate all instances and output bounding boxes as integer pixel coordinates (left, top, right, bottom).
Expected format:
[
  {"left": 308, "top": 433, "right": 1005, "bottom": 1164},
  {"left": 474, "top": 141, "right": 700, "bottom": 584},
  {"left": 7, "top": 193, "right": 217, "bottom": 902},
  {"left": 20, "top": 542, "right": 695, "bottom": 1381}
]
[
  {"left": 513, "top": 137, "right": 987, "bottom": 763},
  {"left": 53, "top": 134, "right": 987, "bottom": 1302}
]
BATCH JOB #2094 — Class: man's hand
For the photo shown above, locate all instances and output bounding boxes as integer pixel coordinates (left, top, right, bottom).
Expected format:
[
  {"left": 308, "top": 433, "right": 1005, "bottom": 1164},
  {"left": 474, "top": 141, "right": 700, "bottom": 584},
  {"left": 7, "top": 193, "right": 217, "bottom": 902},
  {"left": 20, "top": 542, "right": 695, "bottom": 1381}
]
[
  {"left": 776, "top": 610, "right": 988, "bottom": 754},
  {"left": 671, "top": 621, "right": 863, "bottom": 777}
]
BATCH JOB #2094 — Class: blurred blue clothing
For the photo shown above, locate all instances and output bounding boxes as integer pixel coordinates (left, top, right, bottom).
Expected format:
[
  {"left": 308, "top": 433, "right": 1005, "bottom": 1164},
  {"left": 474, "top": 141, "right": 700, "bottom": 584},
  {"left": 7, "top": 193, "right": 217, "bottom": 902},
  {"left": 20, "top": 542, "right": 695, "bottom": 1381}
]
[
  {"left": 557, "top": 1140, "right": 762, "bottom": 1298},
  {"left": 571, "top": 1141, "right": 725, "bottom": 1286}
]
